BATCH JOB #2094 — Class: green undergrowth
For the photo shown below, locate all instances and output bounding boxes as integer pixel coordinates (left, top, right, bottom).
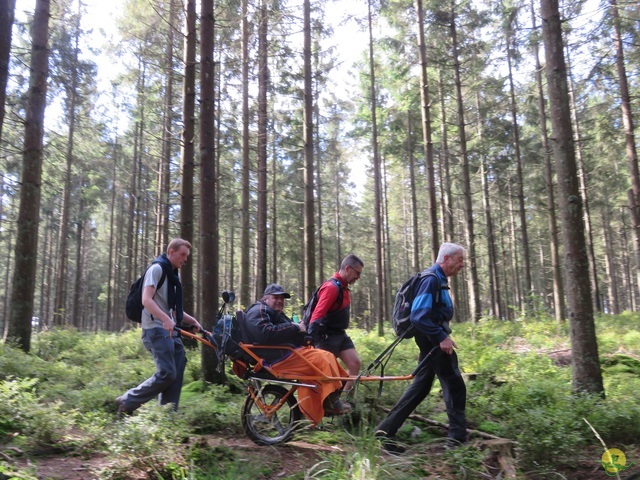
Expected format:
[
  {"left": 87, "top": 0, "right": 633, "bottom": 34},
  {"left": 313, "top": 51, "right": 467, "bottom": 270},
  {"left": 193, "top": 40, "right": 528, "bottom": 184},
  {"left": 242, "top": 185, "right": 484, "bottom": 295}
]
[{"left": 0, "top": 313, "right": 637, "bottom": 479}]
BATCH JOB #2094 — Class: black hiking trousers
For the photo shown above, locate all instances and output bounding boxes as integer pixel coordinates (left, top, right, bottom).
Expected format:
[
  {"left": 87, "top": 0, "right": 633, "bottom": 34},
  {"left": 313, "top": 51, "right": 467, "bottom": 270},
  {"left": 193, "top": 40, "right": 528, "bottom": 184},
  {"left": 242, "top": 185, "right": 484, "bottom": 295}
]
[{"left": 375, "top": 335, "right": 467, "bottom": 442}]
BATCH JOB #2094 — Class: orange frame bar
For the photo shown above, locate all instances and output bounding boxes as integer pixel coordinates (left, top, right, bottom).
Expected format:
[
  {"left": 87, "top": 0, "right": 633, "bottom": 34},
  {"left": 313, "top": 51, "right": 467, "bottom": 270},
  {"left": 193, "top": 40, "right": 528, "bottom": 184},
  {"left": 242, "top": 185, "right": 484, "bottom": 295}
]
[{"left": 178, "top": 328, "right": 414, "bottom": 384}]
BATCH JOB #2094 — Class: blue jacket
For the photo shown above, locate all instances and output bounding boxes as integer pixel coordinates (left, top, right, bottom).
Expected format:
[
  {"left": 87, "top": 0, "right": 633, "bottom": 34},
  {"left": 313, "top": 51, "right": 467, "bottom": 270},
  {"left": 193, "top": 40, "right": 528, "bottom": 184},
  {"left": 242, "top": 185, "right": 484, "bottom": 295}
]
[{"left": 409, "top": 263, "right": 454, "bottom": 344}]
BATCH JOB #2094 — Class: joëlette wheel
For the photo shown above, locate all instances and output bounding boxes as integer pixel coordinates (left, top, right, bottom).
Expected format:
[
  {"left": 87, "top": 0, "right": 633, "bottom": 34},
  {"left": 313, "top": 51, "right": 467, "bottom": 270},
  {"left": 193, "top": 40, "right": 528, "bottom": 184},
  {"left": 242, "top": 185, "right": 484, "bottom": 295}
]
[{"left": 241, "top": 384, "right": 302, "bottom": 446}]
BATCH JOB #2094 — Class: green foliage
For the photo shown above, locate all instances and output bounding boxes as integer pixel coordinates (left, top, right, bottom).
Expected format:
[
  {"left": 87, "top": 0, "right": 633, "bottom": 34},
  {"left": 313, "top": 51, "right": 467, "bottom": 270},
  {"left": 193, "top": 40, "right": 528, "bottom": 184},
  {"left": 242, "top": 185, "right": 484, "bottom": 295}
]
[
  {"left": 0, "top": 315, "right": 638, "bottom": 477},
  {"left": 0, "top": 377, "right": 75, "bottom": 448},
  {"left": 179, "top": 382, "right": 244, "bottom": 435},
  {"left": 0, "top": 462, "right": 39, "bottom": 480},
  {"left": 107, "top": 404, "right": 187, "bottom": 458}
]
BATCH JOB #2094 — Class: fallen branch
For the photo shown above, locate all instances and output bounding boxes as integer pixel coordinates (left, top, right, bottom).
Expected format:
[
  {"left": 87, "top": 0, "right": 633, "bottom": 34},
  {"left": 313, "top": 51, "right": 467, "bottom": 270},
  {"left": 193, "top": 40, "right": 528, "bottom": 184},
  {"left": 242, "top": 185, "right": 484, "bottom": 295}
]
[{"left": 378, "top": 406, "right": 515, "bottom": 443}]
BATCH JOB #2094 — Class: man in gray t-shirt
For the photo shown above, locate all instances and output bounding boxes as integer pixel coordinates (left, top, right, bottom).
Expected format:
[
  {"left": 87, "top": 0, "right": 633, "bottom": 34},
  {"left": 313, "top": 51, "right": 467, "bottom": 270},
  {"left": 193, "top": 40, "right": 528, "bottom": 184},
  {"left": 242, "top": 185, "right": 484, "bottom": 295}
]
[{"left": 116, "top": 238, "right": 202, "bottom": 415}]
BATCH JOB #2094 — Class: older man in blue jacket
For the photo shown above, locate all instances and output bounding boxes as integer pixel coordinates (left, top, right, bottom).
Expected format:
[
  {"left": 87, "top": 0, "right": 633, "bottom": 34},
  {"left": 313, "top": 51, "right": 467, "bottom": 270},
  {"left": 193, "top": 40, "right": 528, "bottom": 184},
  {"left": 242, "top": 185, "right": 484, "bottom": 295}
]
[{"left": 376, "top": 242, "right": 467, "bottom": 453}]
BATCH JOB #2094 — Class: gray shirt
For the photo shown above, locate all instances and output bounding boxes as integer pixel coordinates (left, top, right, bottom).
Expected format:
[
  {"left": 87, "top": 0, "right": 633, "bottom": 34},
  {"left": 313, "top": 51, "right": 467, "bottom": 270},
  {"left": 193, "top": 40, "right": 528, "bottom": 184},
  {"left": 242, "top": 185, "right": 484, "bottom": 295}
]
[{"left": 140, "top": 263, "right": 176, "bottom": 329}]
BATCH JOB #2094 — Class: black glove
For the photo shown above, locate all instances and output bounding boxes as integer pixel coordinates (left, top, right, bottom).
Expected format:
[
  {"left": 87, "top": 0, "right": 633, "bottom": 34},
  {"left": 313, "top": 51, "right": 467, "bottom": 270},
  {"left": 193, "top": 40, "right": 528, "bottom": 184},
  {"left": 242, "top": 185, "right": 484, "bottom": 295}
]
[{"left": 307, "top": 320, "right": 326, "bottom": 342}]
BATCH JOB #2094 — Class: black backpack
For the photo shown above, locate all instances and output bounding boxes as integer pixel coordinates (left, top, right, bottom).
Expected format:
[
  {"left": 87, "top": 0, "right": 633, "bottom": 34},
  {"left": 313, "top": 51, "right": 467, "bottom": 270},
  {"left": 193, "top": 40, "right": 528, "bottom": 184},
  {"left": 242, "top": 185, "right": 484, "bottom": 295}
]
[
  {"left": 301, "top": 278, "right": 343, "bottom": 328},
  {"left": 125, "top": 261, "right": 168, "bottom": 323},
  {"left": 391, "top": 271, "right": 444, "bottom": 338},
  {"left": 209, "top": 310, "right": 254, "bottom": 371}
]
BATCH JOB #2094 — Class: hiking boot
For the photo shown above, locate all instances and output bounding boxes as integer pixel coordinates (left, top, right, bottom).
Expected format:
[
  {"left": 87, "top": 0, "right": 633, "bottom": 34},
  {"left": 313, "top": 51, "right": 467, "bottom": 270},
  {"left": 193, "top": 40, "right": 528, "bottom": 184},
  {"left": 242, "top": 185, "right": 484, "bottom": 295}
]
[
  {"left": 323, "top": 393, "right": 352, "bottom": 416},
  {"left": 444, "top": 437, "right": 465, "bottom": 451},
  {"left": 375, "top": 430, "right": 406, "bottom": 455},
  {"left": 115, "top": 396, "right": 131, "bottom": 419}
]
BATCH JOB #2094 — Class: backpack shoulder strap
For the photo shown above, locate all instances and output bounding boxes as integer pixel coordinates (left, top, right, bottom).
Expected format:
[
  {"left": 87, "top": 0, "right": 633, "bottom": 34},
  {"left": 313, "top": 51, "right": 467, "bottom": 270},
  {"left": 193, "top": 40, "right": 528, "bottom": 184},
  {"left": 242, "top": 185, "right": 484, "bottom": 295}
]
[
  {"left": 235, "top": 310, "right": 248, "bottom": 342},
  {"left": 150, "top": 260, "right": 168, "bottom": 291},
  {"left": 420, "top": 271, "right": 449, "bottom": 303},
  {"left": 328, "top": 277, "right": 343, "bottom": 307}
]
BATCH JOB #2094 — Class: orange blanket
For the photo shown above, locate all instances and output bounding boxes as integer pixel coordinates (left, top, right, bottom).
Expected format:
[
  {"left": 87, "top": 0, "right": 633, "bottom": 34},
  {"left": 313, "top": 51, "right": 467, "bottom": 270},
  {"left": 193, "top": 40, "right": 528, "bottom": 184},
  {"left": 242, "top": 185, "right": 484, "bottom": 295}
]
[{"left": 269, "top": 346, "right": 347, "bottom": 425}]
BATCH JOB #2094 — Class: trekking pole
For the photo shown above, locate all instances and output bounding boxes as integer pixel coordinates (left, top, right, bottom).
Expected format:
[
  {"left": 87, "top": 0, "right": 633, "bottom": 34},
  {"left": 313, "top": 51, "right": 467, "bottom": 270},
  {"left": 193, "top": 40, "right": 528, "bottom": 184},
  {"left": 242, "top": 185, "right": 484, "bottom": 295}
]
[
  {"left": 412, "top": 345, "right": 441, "bottom": 377},
  {"left": 353, "top": 324, "right": 414, "bottom": 397}
]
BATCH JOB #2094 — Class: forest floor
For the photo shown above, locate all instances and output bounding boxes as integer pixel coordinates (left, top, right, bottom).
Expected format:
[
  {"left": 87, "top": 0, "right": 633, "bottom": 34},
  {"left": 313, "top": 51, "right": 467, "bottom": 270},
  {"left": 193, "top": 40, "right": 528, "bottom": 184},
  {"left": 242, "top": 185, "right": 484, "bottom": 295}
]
[
  {"left": 15, "top": 431, "right": 640, "bottom": 480},
  {"left": 17, "top": 434, "right": 327, "bottom": 480}
]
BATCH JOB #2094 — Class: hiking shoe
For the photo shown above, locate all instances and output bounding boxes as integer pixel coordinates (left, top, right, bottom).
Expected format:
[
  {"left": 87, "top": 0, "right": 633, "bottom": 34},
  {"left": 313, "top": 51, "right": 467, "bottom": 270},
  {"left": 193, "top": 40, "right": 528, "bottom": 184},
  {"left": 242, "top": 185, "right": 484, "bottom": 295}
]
[
  {"left": 374, "top": 430, "right": 406, "bottom": 455},
  {"left": 324, "top": 398, "right": 352, "bottom": 416},
  {"left": 444, "top": 437, "right": 465, "bottom": 450},
  {"left": 382, "top": 440, "right": 406, "bottom": 455},
  {"left": 115, "top": 396, "right": 131, "bottom": 419}
]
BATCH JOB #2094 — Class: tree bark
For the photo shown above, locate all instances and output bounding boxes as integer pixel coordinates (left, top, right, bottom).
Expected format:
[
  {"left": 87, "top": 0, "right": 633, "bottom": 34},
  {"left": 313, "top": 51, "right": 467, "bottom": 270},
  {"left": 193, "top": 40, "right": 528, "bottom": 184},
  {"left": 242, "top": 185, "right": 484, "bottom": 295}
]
[
  {"left": 476, "top": 94, "right": 502, "bottom": 319},
  {"left": 156, "top": 0, "right": 177, "bottom": 252},
  {"left": 541, "top": 0, "right": 604, "bottom": 395},
  {"left": 6, "top": 0, "right": 51, "bottom": 351},
  {"left": 505, "top": 20, "right": 532, "bottom": 309},
  {"left": 415, "top": 0, "right": 439, "bottom": 258},
  {"left": 303, "top": 0, "right": 316, "bottom": 298},
  {"left": 199, "top": 0, "right": 222, "bottom": 383},
  {"left": 106, "top": 135, "right": 118, "bottom": 330},
  {"left": 449, "top": 6, "right": 480, "bottom": 322},
  {"left": 407, "top": 113, "right": 420, "bottom": 271},
  {"left": 180, "top": 0, "right": 196, "bottom": 314},
  {"left": 530, "top": 0, "right": 565, "bottom": 322},
  {"left": 566, "top": 46, "right": 600, "bottom": 314},
  {"left": 610, "top": 0, "right": 640, "bottom": 306},
  {"left": 367, "top": 0, "right": 385, "bottom": 334},
  {"left": 438, "top": 69, "right": 454, "bottom": 243},
  {"left": 53, "top": 2, "right": 83, "bottom": 326},
  {"left": 239, "top": 0, "right": 251, "bottom": 308},
  {"left": 254, "top": 0, "right": 268, "bottom": 298},
  {"left": 601, "top": 209, "right": 619, "bottom": 314},
  {"left": 0, "top": 0, "right": 16, "bottom": 141}
]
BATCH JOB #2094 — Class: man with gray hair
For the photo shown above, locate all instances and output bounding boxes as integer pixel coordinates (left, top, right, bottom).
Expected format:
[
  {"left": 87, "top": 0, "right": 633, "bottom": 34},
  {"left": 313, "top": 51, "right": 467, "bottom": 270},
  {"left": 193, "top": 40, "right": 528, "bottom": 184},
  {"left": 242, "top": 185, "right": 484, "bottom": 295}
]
[{"left": 375, "top": 242, "right": 467, "bottom": 453}]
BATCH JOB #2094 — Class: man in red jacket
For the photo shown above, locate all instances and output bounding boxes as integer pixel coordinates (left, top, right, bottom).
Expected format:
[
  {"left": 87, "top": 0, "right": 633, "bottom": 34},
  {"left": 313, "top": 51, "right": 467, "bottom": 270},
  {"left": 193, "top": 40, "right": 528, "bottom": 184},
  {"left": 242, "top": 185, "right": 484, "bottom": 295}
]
[{"left": 307, "top": 254, "right": 364, "bottom": 394}]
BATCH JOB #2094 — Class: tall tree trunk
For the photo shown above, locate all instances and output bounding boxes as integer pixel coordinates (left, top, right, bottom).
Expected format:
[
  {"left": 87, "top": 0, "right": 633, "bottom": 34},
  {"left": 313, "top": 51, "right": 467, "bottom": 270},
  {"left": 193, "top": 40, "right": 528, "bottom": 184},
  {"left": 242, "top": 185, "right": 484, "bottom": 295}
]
[
  {"left": 53, "top": 6, "right": 83, "bottom": 326},
  {"left": 271, "top": 141, "right": 278, "bottom": 282},
  {"left": 601, "top": 209, "right": 619, "bottom": 314},
  {"left": 507, "top": 181, "right": 522, "bottom": 314},
  {"left": 530, "top": 0, "right": 565, "bottom": 322},
  {"left": 0, "top": 0, "right": 16, "bottom": 141},
  {"left": 407, "top": 113, "right": 420, "bottom": 271},
  {"left": 566, "top": 47, "right": 600, "bottom": 314},
  {"left": 6, "top": 0, "right": 50, "bottom": 352},
  {"left": 106, "top": 135, "right": 118, "bottom": 330},
  {"left": 382, "top": 155, "right": 391, "bottom": 321},
  {"left": 334, "top": 161, "right": 342, "bottom": 264},
  {"left": 610, "top": 0, "right": 640, "bottom": 306},
  {"left": 156, "top": 0, "right": 177, "bottom": 251},
  {"left": 199, "top": 0, "right": 222, "bottom": 383},
  {"left": 415, "top": 0, "right": 439, "bottom": 257},
  {"left": 313, "top": 30, "right": 324, "bottom": 286},
  {"left": 619, "top": 208, "right": 634, "bottom": 310},
  {"left": 37, "top": 210, "right": 50, "bottom": 330},
  {"left": 72, "top": 178, "right": 85, "bottom": 328},
  {"left": 476, "top": 94, "right": 502, "bottom": 319},
  {"left": 438, "top": 69, "right": 454, "bottom": 242},
  {"left": 254, "top": 0, "right": 268, "bottom": 298},
  {"left": 449, "top": 7, "right": 480, "bottom": 322},
  {"left": 239, "top": 0, "right": 251, "bottom": 308},
  {"left": 125, "top": 62, "right": 144, "bottom": 330},
  {"left": 505, "top": 20, "right": 532, "bottom": 309},
  {"left": 541, "top": 0, "right": 604, "bottom": 395},
  {"left": 302, "top": 0, "right": 315, "bottom": 298},
  {"left": 180, "top": 0, "right": 196, "bottom": 314},
  {"left": 367, "top": 0, "right": 385, "bottom": 334}
]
